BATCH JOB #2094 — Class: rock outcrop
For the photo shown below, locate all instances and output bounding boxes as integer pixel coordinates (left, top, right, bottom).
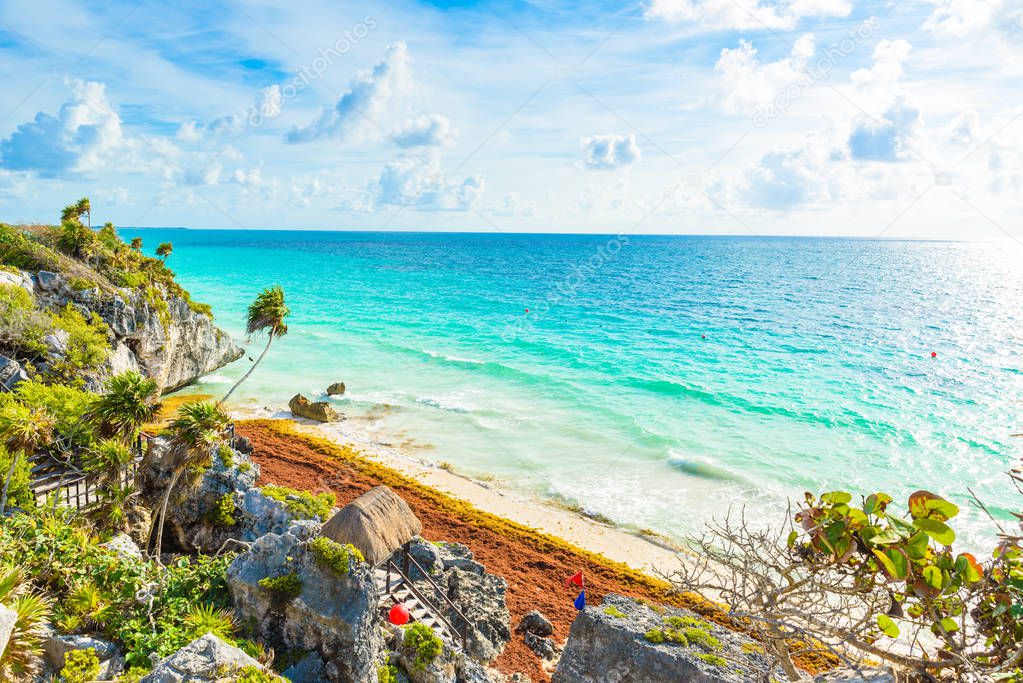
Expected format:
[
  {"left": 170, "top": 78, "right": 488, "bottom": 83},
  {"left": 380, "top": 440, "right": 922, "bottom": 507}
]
[
  {"left": 553, "top": 594, "right": 782, "bottom": 683},
  {"left": 21, "top": 268, "right": 241, "bottom": 391},
  {"left": 326, "top": 381, "right": 346, "bottom": 396},
  {"left": 227, "top": 521, "right": 383, "bottom": 682},
  {"left": 43, "top": 632, "right": 124, "bottom": 680},
  {"left": 289, "top": 393, "right": 340, "bottom": 422},
  {"left": 814, "top": 668, "right": 897, "bottom": 682},
  {"left": 139, "top": 633, "right": 261, "bottom": 683},
  {"left": 0, "top": 354, "right": 28, "bottom": 391},
  {"left": 0, "top": 604, "right": 16, "bottom": 662}
]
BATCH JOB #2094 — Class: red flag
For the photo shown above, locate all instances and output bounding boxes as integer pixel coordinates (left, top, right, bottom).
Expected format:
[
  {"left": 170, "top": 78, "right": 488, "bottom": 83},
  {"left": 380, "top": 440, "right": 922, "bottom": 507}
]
[{"left": 565, "top": 571, "right": 584, "bottom": 588}]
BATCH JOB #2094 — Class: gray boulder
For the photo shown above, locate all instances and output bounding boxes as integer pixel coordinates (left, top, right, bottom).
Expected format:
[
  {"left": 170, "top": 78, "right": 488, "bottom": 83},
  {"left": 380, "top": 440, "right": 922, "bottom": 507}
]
[
  {"left": 0, "top": 354, "right": 28, "bottom": 392},
  {"left": 44, "top": 633, "right": 123, "bottom": 679},
  {"left": 0, "top": 268, "right": 34, "bottom": 294},
  {"left": 227, "top": 522, "right": 383, "bottom": 683},
  {"left": 814, "top": 668, "right": 896, "bottom": 682},
  {"left": 553, "top": 593, "right": 782, "bottom": 683},
  {"left": 436, "top": 542, "right": 485, "bottom": 575},
  {"left": 101, "top": 532, "right": 144, "bottom": 561},
  {"left": 35, "top": 270, "right": 64, "bottom": 292},
  {"left": 139, "top": 633, "right": 261, "bottom": 683},
  {"left": 0, "top": 604, "right": 16, "bottom": 663},
  {"left": 290, "top": 393, "right": 340, "bottom": 422},
  {"left": 516, "top": 611, "right": 553, "bottom": 637},
  {"left": 281, "top": 652, "right": 328, "bottom": 682},
  {"left": 326, "top": 382, "right": 346, "bottom": 396},
  {"left": 444, "top": 568, "right": 511, "bottom": 664}
]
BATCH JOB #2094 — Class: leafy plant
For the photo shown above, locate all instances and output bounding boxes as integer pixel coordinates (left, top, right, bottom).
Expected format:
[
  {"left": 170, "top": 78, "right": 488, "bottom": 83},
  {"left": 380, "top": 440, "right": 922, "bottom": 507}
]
[
  {"left": 403, "top": 622, "right": 443, "bottom": 670},
  {"left": 210, "top": 493, "right": 237, "bottom": 527},
  {"left": 184, "top": 603, "right": 237, "bottom": 641},
  {"left": 259, "top": 485, "right": 335, "bottom": 520},
  {"left": 0, "top": 567, "right": 53, "bottom": 680},
  {"left": 89, "top": 371, "right": 161, "bottom": 442},
  {"left": 309, "top": 536, "right": 364, "bottom": 576},
  {"left": 59, "top": 647, "right": 100, "bottom": 683},
  {"left": 0, "top": 402, "right": 53, "bottom": 514},
  {"left": 258, "top": 573, "right": 303, "bottom": 599}
]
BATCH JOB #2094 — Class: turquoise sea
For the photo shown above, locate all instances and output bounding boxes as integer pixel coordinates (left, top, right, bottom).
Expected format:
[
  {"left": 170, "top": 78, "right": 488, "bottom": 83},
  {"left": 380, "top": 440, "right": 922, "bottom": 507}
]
[{"left": 123, "top": 229, "right": 1023, "bottom": 550}]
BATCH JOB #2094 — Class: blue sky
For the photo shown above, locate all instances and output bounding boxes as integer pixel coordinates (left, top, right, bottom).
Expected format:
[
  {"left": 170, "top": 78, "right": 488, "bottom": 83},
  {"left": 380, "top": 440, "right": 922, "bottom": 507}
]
[{"left": 0, "top": 0, "right": 1020, "bottom": 237}]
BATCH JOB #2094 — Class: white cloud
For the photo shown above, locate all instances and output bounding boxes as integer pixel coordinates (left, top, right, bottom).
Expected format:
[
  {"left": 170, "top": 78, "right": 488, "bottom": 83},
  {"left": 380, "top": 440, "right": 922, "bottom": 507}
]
[
  {"left": 287, "top": 42, "right": 412, "bottom": 144},
  {"left": 0, "top": 80, "right": 133, "bottom": 177},
  {"left": 394, "top": 115, "right": 456, "bottom": 148},
  {"left": 492, "top": 192, "right": 536, "bottom": 217},
  {"left": 580, "top": 134, "right": 642, "bottom": 170},
  {"left": 924, "top": 0, "right": 1000, "bottom": 36},
  {"left": 714, "top": 34, "right": 815, "bottom": 114},
  {"left": 645, "top": 0, "right": 849, "bottom": 30},
  {"left": 372, "top": 156, "right": 485, "bottom": 211}
]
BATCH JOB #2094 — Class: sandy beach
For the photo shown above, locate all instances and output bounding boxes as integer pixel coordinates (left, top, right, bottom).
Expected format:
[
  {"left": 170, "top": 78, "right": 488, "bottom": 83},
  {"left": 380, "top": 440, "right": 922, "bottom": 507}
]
[{"left": 230, "top": 405, "right": 687, "bottom": 579}]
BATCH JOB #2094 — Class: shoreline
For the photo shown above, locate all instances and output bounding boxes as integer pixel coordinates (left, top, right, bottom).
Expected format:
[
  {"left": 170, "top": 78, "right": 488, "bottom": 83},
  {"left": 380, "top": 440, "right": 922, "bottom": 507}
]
[{"left": 228, "top": 404, "right": 688, "bottom": 579}]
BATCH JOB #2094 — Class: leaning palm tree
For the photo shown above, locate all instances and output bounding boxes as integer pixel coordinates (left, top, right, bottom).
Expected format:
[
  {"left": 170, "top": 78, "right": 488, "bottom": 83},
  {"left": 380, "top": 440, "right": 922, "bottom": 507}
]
[
  {"left": 0, "top": 405, "right": 53, "bottom": 514},
  {"left": 89, "top": 371, "right": 162, "bottom": 444},
  {"left": 148, "top": 401, "right": 230, "bottom": 561},
  {"left": 222, "top": 285, "right": 290, "bottom": 403}
]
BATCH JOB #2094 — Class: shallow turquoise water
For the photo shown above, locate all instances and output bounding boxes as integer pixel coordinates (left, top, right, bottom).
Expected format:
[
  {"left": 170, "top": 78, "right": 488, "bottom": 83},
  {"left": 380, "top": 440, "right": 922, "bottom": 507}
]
[{"left": 123, "top": 229, "right": 1023, "bottom": 549}]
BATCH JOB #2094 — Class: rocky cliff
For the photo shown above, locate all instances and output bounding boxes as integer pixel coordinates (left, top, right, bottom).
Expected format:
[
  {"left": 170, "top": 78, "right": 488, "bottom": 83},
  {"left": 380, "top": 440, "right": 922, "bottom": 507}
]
[{"left": 1, "top": 267, "right": 241, "bottom": 392}]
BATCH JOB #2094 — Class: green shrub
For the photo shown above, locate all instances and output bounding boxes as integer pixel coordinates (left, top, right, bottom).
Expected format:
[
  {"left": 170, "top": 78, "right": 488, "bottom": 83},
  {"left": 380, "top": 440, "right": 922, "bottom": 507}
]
[
  {"left": 12, "top": 379, "right": 95, "bottom": 450},
  {"left": 232, "top": 665, "right": 285, "bottom": 682},
  {"left": 644, "top": 628, "right": 666, "bottom": 644},
  {"left": 218, "top": 444, "right": 235, "bottom": 469},
  {"left": 60, "top": 647, "right": 100, "bottom": 683},
  {"left": 0, "top": 444, "right": 34, "bottom": 510},
  {"left": 188, "top": 299, "right": 213, "bottom": 318},
  {"left": 603, "top": 605, "right": 626, "bottom": 618},
  {"left": 377, "top": 659, "right": 401, "bottom": 683},
  {"left": 309, "top": 537, "right": 364, "bottom": 575},
  {"left": 67, "top": 277, "right": 95, "bottom": 292},
  {"left": 260, "top": 485, "right": 335, "bottom": 520},
  {"left": 210, "top": 494, "right": 237, "bottom": 527},
  {"left": 403, "top": 622, "right": 443, "bottom": 670},
  {"left": 0, "top": 283, "right": 49, "bottom": 357},
  {"left": 258, "top": 573, "right": 302, "bottom": 599},
  {"left": 695, "top": 653, "right": 727, "bottom": 667},
  {"left": 49, "top": 304, "right": 110, "bottom": 378}
]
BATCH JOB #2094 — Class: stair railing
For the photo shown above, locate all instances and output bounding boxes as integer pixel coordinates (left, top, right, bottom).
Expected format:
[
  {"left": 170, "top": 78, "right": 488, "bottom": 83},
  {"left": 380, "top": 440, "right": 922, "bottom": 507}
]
[{"left": 384, "top": 543, "right": 470, "bottom": 649}]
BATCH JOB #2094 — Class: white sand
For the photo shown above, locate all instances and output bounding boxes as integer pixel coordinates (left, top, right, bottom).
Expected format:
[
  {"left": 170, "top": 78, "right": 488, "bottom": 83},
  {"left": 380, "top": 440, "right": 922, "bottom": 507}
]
[{"left": 231, "top": 406, "right": 687, "bottom": 579}]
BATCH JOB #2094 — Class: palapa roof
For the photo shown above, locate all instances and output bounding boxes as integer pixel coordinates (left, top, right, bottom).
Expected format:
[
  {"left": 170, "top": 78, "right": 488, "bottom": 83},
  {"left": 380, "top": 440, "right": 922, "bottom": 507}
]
[{"left": 320, "top": 485, "right": 423, "bottom": 566}]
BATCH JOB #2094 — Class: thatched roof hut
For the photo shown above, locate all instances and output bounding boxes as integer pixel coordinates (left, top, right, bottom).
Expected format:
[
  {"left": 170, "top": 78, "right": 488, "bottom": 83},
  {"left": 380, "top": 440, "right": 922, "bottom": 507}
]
[{"left": 320, "top": 485, "right": 423, "bottom": 566}]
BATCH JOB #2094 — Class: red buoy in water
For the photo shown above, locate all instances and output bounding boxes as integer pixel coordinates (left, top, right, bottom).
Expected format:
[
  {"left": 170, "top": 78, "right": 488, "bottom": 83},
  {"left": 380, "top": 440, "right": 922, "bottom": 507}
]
[
  {"left": 931, "top": 351, "right": 937, "bottom": 358},
  {"left": 389, "top": 603, "right": 410, "bottom": 625},
  {"left": 525, "top": 308, "right": 529, "bottom": 313}
]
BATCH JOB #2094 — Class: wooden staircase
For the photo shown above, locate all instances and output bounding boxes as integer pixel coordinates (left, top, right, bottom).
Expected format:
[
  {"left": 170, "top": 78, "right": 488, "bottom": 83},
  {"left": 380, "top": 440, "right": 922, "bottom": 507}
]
[{"left": 374, "top": 543, "right": 470, "bottom": 649}]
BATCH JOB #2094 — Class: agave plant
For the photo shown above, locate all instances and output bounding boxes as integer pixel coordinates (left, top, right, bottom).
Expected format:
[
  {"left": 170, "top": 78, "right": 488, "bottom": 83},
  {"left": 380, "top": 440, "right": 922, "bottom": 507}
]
[
  {"left": 222, "top": 285, "right": 290, "bottom": 403},
  {"left": 0, "top": 567, "right": 53, "bottom": 679},
  {"left": 185, "top": 603, "right": 237, "bottom": 641},
  {"left": 148, "top": 401, "right": 230, "bottom": 561}
]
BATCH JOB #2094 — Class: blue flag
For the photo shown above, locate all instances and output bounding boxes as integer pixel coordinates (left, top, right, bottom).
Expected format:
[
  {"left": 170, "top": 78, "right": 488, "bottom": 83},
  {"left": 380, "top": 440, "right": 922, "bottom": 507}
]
[{"left": 574, "top": 590, "right": 586, "bottom": 610}]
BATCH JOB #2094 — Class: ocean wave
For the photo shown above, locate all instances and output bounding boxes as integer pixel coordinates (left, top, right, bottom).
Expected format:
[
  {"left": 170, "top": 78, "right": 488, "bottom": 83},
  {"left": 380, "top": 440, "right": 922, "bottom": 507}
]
[
  {"left": 423, "top": 349, "right": 486, "bottom": 366},
  {"left": 666, "top": 450, "right": 737, "bottom": 481},
  {"left": 415, "top": 395, "right": 474, "bottom": 413}
]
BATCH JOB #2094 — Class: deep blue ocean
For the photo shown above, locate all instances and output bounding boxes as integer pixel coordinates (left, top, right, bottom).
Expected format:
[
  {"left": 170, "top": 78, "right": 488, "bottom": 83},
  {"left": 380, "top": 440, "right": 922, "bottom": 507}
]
[{"left": 122, "top": 229, "right": 1023, "bottom": 549}]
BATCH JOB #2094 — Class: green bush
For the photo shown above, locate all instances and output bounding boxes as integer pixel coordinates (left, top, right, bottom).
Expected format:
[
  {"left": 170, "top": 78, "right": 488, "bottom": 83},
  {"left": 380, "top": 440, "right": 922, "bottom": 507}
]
[
  {"left": 59, "top": 647, "right": 100, "bottom": 683},
  {"left": 309, "top": 537, "right": 364, "bottom": 576},
  {"left": 0, "top": 283, "right": 49, "bottom": 358},
  {"left": 0, "top": 444, "right": 34, "bottom": 510},
  {"left": 210, "top": 493, "right": 237, "bottom": 527},
  {"left": 258, "top": 573, "right": 302, "bottom": 599},
  {"left": 403, "top": 622, "right": 443, "bottom": 670},
  {"left": 47, "top": 304, "right": 111, "bottom": 380},
  {"left": 260, "top": 485, "right": 335, "bottom": 520},
  {"left": 12, "top": 379, "right": 96, "bottom": 450}
]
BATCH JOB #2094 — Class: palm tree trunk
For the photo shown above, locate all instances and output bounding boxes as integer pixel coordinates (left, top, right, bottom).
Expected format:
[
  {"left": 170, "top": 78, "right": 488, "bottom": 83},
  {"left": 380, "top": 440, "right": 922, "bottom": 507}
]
[
  {"left": 0, "top": 450, "right": 23, "bottom": 515},
  {"left": 149, "top": 466, "right": 184, "bottom": 562},
  {"left": 221, "top": 334, "right": 274, "bottom": 404}
]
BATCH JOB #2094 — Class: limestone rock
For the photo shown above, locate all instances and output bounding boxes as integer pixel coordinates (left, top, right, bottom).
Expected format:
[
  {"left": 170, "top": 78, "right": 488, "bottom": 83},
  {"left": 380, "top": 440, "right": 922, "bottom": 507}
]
[
  {"left": 234, "top": 435, "right": 254, "bottom": 454},
  {"left": 281, "top": 652, "right": 328, "bottom": 682},
  {"left": 100, "top": 532, "right": 143, "bottom": 561},
  {"left": 0, "top": 268, "right": 34, "bottom": 294},
  {"left": 0, "top": 354, "right": 28, "bottom": 392},
  {"left": 326, "top": 382, "right": 346, "bottom": 396},
  {"left": 437, "top": 542, "right": 485, "bottom": 575},
  {"left": 444, "top": 568, "right": 511, "bottom": 664},
  {"left": 35, "top": 270, "right": 64, "bottom": 291},
  {"left": 524, "top": 632, "right": 558, "bottom": 661},
  {"left": 814, "top": 668, "right": 897, "bottom": 682},
  {"left": 227, "top": 522, "right": 383, "bottom": 682},
  {"left": 139, "top": 633, "right": 260, "bottom": 683},
  {"left": 0, "top": 604, "right": 16, "bottom": 663},
  {"left": 289, "top": 393, "right": 339, "bottom": 422},
  {"left": 553, "top": 594, "right": 783, "bottom": 683},
  {"left": 44, "top": 633, "right": 123, "bottom": 679},
  {"left": 516, "top": 611, "right": 553, "bottom": 638}
]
